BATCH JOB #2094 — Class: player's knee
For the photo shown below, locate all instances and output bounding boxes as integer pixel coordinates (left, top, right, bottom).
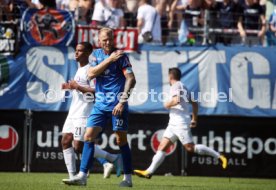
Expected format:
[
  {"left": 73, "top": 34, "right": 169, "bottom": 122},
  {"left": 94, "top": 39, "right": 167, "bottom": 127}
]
[
  {"left": 84, "top": 127, "right": 101, "bottom": 142},
  {"left": 84, "top": 133, "right": 95, "bottom": 142},
  {"left": 61, "top": 139, "right": 70, "bottom": 149},
  {"left": 184, "top": 144, "right": 195, "bottom": 153}
]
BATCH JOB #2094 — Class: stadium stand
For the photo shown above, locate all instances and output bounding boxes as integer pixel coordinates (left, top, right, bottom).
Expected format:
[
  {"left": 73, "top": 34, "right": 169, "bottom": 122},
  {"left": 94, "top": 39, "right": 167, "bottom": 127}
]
[{"left": 0, "top": 0, "right": 276, "bottom": 46}]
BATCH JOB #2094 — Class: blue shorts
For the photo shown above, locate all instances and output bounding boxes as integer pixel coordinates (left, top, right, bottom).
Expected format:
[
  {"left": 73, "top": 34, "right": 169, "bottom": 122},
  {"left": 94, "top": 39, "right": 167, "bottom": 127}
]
[{"left": 87, "top": 106, "right": 128, "bottom": 131}]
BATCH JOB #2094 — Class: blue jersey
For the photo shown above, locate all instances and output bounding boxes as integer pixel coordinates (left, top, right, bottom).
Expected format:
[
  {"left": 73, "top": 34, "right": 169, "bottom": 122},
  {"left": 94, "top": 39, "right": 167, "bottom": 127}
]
[{"left": 91, "top": 49, "right": 132, "bottom": 111}]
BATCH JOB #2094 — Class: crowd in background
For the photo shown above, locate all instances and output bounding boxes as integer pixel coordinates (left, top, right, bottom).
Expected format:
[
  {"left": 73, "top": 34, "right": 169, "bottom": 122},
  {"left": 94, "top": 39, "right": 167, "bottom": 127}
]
[{"left": 1, "top": 0, "right": 276, "bottom": 46}]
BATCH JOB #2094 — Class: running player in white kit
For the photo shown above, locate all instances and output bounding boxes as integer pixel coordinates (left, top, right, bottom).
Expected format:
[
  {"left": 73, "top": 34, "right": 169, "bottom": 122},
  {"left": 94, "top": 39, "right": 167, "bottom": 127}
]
[
  {"left": 134, "top": 67, "right": 227, "bottom": 179},
  {"left": 61, "top": 42, "right": 122, "bottom": 182}
]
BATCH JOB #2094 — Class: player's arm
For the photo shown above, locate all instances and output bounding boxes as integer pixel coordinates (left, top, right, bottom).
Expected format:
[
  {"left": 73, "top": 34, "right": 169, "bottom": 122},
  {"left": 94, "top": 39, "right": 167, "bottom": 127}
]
[
  {"left": 164, "top": 96, "right": 180, "bottom": 109},
  {"left": 189, "top": 99, "right": 198, "bottom": 128},
  {"left": 68, "top": 80, "right": 95, "bottom": 94},
  {"left": 112, "top": 69, "right": 136, "bottom": 116},
  {"left": 87, "top": 51, "right": 123, "bottom": 79}
]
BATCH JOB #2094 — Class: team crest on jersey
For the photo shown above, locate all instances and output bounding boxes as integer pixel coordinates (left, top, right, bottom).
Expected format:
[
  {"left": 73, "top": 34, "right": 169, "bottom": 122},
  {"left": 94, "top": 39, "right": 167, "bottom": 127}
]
[
  {"left": 21, "top": 8, "right": 75, "bottom": 46},
  {"left": 104, "top": 69, "right": 110, "bottom": 75}
]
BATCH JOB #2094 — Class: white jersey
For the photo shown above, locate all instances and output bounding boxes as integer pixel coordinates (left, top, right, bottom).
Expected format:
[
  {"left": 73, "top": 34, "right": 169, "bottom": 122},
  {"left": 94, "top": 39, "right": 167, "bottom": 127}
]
[
  {"left": 137, "top": 4, "right": 161, "bottom": 42},
  {"left": 168, "top": 81, "right": 191, "bottom": 126},
  {"left": 92, "top": 1, "right": 124, "bottom": 29},
  {"left": 67, "top": 64, "right": 94, "bottom": 118}
]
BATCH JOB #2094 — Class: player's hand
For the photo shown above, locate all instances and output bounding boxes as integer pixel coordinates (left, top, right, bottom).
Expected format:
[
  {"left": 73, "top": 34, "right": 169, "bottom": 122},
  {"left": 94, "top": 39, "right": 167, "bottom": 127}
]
[
  {"left": 61, "top": 83, "right": 70, "bottom": 89},
  {"left": 108, "top": 50, "right": 124, "bottom": 62},
  {"left": 112, "top": 102, "right": 125, "bottom": 116},
  {"left": 68, "top": 80, "right": 79, "bottom": 90},
  {"left": 190, "top": 120, "right": 197, "bottom": 128}
]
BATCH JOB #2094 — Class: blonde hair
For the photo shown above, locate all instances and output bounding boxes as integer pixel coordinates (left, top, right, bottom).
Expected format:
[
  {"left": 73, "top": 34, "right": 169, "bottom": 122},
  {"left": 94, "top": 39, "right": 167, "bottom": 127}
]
[{"left": 99, "top": 27, "right": 114, "bottom": 38}]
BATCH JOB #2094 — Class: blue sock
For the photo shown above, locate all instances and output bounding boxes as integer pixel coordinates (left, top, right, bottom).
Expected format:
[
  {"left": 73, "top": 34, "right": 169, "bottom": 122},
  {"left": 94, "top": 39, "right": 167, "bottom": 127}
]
[
  {"left": 80, "top": 141, "right": 95, "bottom": 173},
  {"left": 120, "top": 143, "right": 132, "bottom": 174},
  {"left": 96, "top": 157, "right": 108, "bottom": 165}
]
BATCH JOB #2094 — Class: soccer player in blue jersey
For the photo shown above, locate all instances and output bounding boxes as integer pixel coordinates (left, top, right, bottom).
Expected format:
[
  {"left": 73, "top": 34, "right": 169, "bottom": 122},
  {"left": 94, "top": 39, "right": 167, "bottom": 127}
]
[
  {"left": 61, "top": 42, "right": 122, "bottom": 181},
  {"left": 63, "top": 28, "right": 136, "bottom": 187}
]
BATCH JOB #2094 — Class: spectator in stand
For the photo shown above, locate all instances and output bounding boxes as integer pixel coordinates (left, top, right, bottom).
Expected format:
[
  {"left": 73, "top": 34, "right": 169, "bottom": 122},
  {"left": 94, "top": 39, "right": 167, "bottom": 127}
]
[
  {"left": 170, "top": 0, "right": 188, "bottom": 28},
  {"left": 56, "top": 0, "right": 62, "bottom": 9},
  {"left": 155, "top": 0, "right": 174, "bottom": 45},
  {"left": 171, "top": 0, "right": 203, "bottom": 45},
  {"left": 61, "top": 0, "right": 77, "bottom": 10},
  {"left": 124, "top": 0, "right": 138, "bottom": 27},
  {"left": 25, "top": 0, "right": 57, "bottom": 9},
  {"left": 39, "top": 0, "right": 57, "bottom": 8},
  {"left": 237, "top": 0, "right": 266, "bottom": 46},
  {"left": 212, "top": 0, "right": 239, "bottom": 45},
  {"left": 203, "top": 0, "right": 217, "bottom": 29},
  {"left": 24, "top": 0, "right": 42, "bottom": 9},
  {"left": 137, "top": 0, "right": 161, "bottom": 43},
  {"left": 214, "top": 0, "right": 239, "bottom": 29},
  {"left": 0, "top": 0, "right": 12, "bottom": 21},
  {"left": 60, "top": 0, "right": 94, "bottom": 25},
  {"left": 77, "top": 0, "right": 94, "bottom": 25},
  {"left": 0, "top": 0, "right": 20, "bottom": 21},
  {"left": 91, "top": 0, "right": 125, "bottom": 29},
  {"left": 267, "top": 8, "right": 276, "bottom": 45}
]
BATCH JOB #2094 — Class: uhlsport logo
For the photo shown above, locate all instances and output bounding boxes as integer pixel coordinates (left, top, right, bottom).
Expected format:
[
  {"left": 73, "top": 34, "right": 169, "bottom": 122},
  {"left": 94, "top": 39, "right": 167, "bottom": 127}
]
[
  {"left": 0, "top": 125, "right": 19, "bottom": 152},
  {"left": 21, "top": 8, "right": 75, "bottom": 46},
  {"left": 151, "top": 129, "right": 177, "bottom": 156}
]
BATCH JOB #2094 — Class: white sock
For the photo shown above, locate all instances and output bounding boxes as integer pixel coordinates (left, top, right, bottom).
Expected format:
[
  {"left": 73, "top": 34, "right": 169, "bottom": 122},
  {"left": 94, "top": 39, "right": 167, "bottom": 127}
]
[
  {"left": 106, "top": 153, "right": 117, "bottom": 163},
  {"left": 194, "top": 144, "right": 220, "bottom": 158},
  {"left": 123, "top": 174, "right": 132, "bottom": 182},
  {"left": 78, "top": 171, "right": 87, "bottom": 179},
  {"left": 146, "top": 150, "right": 166, "bottom": 174},
  {"left": 94, "top": 145, "right": 108, "bottom": 158},
  {"left": 63, "top": 147, "right": 76, "bottom": 179},
  {"left": 94, "top": 145, "right": 117, "bottom": 162}
]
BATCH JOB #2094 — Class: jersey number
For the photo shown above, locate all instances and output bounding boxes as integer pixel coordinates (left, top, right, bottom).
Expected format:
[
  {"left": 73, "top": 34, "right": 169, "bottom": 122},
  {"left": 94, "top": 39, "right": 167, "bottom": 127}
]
[
  {"left": 75, "top": 127, "right": 81, "bottom": 136},
  {"left": 116, "top": 119, "right": 124, "bottom": 127}
]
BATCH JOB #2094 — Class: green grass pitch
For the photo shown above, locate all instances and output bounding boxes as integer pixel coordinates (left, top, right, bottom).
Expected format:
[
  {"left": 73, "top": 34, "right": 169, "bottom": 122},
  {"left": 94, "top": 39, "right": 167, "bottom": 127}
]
[{"left": 0, "top": 173, "right": 276, "bottom": 190}]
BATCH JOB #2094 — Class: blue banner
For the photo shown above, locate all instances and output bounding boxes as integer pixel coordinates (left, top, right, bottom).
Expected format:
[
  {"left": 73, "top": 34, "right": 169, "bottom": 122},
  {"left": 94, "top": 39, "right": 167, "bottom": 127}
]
[
  {"left": 20, "top": 8, "right": 75, "bottom": 46},
  {"left": 0, "top": 45, "right": 276, "bottom": 116},
  {"left": 0, "top": 46, "right": 77, "bottom": 110}
]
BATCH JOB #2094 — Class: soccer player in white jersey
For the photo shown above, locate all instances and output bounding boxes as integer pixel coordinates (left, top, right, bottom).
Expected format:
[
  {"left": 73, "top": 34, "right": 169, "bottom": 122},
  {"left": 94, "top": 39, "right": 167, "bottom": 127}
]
[
  {"left": 61, "top": 42, "right": 122, "bottom": 182},
  {"left": 134, "top": 67, "right": 227, "bottom": 179}
]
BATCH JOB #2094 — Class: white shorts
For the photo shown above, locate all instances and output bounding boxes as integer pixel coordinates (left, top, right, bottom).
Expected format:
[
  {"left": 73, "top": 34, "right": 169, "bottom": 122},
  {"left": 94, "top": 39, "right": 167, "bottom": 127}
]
[
  {"left": 163, "top": 124, "right": 193, "bottom": 145},
  {"left": 62, "top": 117, "right": 87, "bottom": 141}
]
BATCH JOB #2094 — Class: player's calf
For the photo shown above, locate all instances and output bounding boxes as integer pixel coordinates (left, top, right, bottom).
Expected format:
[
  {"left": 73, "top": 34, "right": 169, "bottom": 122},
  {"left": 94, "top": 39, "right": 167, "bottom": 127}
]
[
  {"left": 61, "top": 133, "right": 73, "bottom": 149},
  {"left": 73, "top": 140, "right": 83, "bottom": 154}
]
